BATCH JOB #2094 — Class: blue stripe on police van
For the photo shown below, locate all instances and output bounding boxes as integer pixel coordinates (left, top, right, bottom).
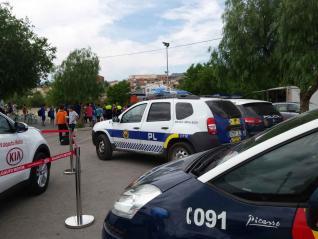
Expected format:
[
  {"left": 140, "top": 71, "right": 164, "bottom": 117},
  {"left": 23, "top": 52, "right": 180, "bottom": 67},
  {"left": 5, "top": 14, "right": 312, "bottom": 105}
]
[{"left": 107, "top": 129, "right": 170, "bottom": 142}]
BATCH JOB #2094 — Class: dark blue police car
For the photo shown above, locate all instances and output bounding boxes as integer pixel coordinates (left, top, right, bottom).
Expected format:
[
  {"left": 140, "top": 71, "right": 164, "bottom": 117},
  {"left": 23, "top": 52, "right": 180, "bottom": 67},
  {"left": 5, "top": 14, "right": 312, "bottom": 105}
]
[{"left": 102, "top": 109, "right": 318, "bottom": 239}]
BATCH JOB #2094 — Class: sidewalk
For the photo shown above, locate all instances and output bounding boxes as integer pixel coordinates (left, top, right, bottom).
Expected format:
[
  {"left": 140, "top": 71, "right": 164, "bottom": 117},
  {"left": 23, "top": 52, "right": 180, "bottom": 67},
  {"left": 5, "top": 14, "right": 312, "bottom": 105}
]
[{"left": 27, "top": 121, "right": 92, "bottom": 131}]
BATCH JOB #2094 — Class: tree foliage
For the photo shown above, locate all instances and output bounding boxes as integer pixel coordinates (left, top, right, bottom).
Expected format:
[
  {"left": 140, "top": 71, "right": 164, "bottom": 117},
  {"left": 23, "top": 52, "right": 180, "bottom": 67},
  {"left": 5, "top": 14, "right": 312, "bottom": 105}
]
[
  {"left": 28, "top": 91, "right": 46, "bottom": 107},
  {"left": 183, "top": 0, "right": 318, "bottom": 111},
  {"left": 106, "top": 81, "right": 130, "bottom": 105},
  {"left": 181, "top": 51, "right": 235, "bottom": 95},
  {"left": 277, "top": 0, "right": 318, "bottom": 112},
  {"left": 0, "top": 3, "right": 56, "bottom": 100},
  {"left": 220, "top": 0, "right": 280, "bottom": 94},
  {"left": 48, "top": 48, "right": 103, "bottom": 105}
]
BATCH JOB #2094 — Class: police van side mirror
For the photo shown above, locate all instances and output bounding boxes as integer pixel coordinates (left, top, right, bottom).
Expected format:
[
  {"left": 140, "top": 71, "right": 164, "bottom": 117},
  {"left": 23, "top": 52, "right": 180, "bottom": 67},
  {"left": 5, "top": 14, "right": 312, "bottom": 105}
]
[
  {"left": 112, "top": 116, "right": 120, "bottom": 123},
  {"left": 14, "top": 122, "right": 28, "bottom": 133},
  {"left": 306, "top": 188, "right": 318, "bottom": 231}
]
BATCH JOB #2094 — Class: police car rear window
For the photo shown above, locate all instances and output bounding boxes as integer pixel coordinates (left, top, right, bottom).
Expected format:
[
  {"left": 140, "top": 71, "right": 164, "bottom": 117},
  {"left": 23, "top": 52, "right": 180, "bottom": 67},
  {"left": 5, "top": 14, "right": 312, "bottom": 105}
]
[
  {"left": 205, "top": 100, "right": 241, "bottom": 118},
  {"left": 244, "top": 103, "right": 280, "bottom": 116},
  {"left": 176, "top": 103, "right": 193, "bottom": 120}
]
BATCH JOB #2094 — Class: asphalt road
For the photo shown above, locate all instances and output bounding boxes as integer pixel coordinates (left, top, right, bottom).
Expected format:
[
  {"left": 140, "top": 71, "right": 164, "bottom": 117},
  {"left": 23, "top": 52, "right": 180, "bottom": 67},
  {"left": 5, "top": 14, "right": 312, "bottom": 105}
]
[{"left": 0, "top": 128, "right": 163, "bottom": 239}]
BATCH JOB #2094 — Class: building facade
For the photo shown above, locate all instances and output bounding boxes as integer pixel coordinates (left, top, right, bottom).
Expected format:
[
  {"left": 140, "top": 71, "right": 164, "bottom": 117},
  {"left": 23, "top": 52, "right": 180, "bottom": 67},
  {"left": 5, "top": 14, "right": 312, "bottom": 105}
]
[{"left": 128, "top": 73, "right": 184, "bottom": 94}]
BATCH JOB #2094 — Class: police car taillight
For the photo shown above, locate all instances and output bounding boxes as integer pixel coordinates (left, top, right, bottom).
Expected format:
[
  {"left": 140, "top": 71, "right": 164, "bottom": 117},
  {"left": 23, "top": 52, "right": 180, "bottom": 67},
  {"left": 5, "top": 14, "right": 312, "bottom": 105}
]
[
  {"left": 207, "top": 118, "right": 217, "bottom": 135},
  {"left": 244, "top": 117, "right": 262, "bottom": 125}
]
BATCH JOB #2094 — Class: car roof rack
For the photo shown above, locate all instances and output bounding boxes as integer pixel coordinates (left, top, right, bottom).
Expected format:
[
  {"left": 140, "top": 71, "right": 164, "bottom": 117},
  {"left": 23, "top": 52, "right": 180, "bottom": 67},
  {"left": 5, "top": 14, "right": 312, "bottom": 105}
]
[
  {"left": 200, "top": 95, "right": 243, "bottom": 99},
  {"left": 145, "top": 94, "right": 200, "bottom": 100}
]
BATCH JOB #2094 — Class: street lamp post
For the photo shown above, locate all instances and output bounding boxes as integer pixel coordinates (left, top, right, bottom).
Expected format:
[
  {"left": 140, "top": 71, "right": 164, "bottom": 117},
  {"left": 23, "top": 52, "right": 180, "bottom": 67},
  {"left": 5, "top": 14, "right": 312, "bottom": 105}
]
[{"left": 162, "top": 42, "right": 170, "bottom": 86}]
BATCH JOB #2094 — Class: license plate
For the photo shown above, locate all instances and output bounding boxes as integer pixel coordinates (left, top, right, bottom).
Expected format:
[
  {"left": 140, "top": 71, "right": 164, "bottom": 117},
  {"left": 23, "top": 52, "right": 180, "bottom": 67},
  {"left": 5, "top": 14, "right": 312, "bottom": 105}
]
[
  {"left": 230, "top": 118, "right": 240, "bottom": 125},
  {"left": 229, "top": 130, "right": 241, "bottom": 137},
  {"left": 231, "top": 136, "right": 241, "bottom": 143}
]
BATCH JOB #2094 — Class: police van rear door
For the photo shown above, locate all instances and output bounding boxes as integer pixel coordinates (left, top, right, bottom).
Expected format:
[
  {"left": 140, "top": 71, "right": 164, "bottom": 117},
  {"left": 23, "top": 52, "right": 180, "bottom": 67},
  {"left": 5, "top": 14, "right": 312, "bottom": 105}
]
[
  {"left": 140, "top": 101, "right": 173, "bottom": 154},
  {"left": 205, "top": 100, "right": 245, "bottom": 144}
]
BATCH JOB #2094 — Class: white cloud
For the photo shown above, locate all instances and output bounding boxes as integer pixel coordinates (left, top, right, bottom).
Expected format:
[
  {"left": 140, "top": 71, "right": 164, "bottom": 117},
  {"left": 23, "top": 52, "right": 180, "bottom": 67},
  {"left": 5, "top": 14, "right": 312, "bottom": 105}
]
[{"left": 7, "top": 0, "right": 224, "bottom": 81}]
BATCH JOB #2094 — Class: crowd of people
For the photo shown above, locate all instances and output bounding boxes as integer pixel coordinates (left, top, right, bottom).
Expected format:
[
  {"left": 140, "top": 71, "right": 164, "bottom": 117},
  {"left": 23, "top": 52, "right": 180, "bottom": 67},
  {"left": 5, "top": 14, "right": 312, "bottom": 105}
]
[
  {"left": 0, "top": 101, "right": 129, "bottom": 145},
  {"left": 0, "top": 102, "right": 128, "bottom": 127},
  {"left": 35, "top": 103, "right": 126, "bottom": 127}
]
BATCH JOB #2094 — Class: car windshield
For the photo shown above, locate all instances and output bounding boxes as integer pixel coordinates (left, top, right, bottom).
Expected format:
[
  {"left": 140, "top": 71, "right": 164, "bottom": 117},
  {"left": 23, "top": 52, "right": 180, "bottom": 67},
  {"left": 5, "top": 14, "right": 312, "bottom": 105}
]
[{"left": 192, "top": 109, "right": 318, "bottom": 176}]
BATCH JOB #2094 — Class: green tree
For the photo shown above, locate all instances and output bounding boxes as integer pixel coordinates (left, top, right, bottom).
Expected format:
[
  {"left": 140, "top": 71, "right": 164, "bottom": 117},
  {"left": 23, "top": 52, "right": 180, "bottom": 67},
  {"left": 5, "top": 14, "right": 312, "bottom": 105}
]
[
  {"left": 0, "top": 3, "right": 56, "bottom": 100},
  {"left": 220, "top": 0, "right": 280, "bottom": 94},
  {"left": 180, "top": 63, "right": 205, "bottom": 94},
  {"left": 106, "top": 81, "right": 130, "bottom": 105},
  {"left": 277, "top": 0, "right": 318, "bottom": 112},
  {"left": 28, "top": 91, "right": 46, "bottom": 107},
  {"left": 49, "top": 48, "right": 103, "bottom": 105},
  {"left": 180, "top": 51, "right": 232, "bottom": 95}
]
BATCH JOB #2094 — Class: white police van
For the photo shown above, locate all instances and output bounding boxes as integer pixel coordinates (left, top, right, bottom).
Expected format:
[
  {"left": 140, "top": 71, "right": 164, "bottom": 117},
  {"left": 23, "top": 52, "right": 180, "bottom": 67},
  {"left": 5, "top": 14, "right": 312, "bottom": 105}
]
[
  {"left": 92, "top": 96, "right": 247, "bottom": 161},
  {"left": 0, "top": 112, "right": 51, "bottom": 195}
]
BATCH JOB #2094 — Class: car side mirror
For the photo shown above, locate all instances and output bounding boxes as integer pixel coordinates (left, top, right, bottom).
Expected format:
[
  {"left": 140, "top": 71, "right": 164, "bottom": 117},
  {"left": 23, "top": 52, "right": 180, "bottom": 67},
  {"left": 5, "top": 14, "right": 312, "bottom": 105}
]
[
  {"left": 14, "top": 122, "right": 28, "bottom": 133},
  {"left": 112, "top": 116, "right": 120, "bottom": 123},
  {"left": 306, "top": 188, "right": 318, "bottom": 230}
]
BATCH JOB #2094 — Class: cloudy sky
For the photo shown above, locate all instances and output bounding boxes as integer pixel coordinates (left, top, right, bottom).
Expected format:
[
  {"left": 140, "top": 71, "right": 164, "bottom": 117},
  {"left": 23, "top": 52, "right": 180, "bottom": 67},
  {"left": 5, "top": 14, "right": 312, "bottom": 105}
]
[{"left": 7, "top": 0, "right": 225, "bottom": 81}]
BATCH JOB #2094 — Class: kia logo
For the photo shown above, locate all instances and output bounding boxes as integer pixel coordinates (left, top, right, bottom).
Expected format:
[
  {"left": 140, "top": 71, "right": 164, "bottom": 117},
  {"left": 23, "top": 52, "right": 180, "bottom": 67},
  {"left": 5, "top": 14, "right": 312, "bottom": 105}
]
[{"left": 6, "top": 147, "right": 24, "bottom": 166}]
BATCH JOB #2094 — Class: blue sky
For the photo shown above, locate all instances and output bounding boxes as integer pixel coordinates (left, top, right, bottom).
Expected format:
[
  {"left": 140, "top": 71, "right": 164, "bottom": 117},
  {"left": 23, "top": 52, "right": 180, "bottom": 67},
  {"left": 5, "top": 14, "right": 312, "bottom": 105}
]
[{"left": 9, "top": 0, "right": 225, "bottom": 81}]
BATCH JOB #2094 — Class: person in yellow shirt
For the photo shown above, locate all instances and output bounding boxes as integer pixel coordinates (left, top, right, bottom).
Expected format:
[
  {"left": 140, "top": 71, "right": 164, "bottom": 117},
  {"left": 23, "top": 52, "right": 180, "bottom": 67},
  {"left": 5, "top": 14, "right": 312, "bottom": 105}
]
[{"left": 56, "top": 105, "right": 68, "bottom": 143}]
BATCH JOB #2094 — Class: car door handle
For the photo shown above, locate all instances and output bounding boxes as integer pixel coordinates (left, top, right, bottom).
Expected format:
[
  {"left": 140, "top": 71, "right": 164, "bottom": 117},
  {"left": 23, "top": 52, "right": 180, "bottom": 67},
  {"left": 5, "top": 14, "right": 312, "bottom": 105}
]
[
  {"left": 161, "top": 127, "right": 169, "bottom": 130},
  {"left": 133, "top": 127, "right": 140, "bottom": 130}
]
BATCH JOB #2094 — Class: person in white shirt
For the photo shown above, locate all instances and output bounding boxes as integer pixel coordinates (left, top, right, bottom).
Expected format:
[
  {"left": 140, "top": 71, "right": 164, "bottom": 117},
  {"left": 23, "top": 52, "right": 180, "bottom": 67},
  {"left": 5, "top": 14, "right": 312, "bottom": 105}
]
[{"left": 68, "top": 106, "right": 79, "bottom": 132}]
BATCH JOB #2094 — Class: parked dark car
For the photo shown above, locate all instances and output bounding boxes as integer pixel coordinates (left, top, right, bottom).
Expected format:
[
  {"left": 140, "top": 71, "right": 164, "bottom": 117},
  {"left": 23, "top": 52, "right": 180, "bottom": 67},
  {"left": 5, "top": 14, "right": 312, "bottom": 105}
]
[{"left": 230, "top": 99, "right": 283, "bottom": 136}]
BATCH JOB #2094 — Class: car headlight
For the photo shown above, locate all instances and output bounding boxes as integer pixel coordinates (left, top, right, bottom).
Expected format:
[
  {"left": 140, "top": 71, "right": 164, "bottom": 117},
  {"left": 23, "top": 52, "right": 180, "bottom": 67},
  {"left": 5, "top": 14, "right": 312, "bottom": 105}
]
[{"left": 112, "top": 184, "right": 162, "bottom": 219}]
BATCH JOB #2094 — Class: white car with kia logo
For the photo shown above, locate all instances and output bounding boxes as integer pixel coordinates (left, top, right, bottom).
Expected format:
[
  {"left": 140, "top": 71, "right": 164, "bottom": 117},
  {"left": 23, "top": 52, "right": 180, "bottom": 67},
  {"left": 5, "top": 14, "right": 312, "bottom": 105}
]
[{"left": 0, "top": 112, "right": 51, "bottom": 195}]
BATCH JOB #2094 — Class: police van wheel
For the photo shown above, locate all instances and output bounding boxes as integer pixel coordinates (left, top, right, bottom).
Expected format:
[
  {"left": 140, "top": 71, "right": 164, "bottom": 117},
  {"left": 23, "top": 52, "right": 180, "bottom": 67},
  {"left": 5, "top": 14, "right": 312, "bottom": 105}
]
[
  {"left": 28, "top": 152, "right": 50, "bottom": 195},
  {"left": 168, "top": 142, "right": 194, "bottom": 161},
  {"left": 96, "top": 134, "right": 112, "bottom": 160}
]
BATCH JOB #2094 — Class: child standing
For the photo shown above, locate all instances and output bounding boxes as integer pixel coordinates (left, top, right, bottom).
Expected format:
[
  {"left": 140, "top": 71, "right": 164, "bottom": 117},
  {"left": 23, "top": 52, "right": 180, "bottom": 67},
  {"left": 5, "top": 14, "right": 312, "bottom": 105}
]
[
  {"left": 48, "top": 107, "right": 55, "bottom": 126},
  {"left": 68, "top": 106, "right": 79, "bottom": 132}
]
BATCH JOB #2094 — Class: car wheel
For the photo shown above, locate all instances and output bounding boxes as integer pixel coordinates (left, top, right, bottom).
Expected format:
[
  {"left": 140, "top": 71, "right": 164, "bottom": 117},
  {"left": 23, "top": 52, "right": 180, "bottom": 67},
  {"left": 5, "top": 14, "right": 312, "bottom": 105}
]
[
  {"left": 28, "top": 152, "right": 50, "bottom": 195},
  {"left": 96, "top": 134, "right": 113, "bottom": 160},
  {"left": 168, "top": 142, "right": 194, "bottom": 161}
]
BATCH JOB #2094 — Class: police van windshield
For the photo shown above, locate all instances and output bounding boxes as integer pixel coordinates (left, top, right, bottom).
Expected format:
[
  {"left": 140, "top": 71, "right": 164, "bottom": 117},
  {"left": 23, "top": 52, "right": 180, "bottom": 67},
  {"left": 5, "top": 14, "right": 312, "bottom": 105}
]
[{"left": 192, "top": 109, "right": 318, "bottom": 176}]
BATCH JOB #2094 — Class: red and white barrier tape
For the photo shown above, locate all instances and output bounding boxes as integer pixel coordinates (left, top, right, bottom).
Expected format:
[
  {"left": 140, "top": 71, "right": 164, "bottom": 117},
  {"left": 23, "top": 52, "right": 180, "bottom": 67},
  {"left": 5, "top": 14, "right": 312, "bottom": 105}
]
[
  {"left": 41, "top": 129, "right": 70, "bottom": 134},
  {"left": 0, "top": 150, "right": 75, "bottom": 177}
]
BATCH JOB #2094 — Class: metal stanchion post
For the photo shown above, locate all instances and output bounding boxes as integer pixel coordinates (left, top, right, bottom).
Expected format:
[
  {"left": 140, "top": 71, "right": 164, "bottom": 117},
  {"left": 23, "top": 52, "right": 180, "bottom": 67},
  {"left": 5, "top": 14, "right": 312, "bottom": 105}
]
[
  {"left": 65, "top": 147, "right": 94, "bottom": 228},
  {"left": 64, "top": 129, "right": 75, "bottom": 175}
]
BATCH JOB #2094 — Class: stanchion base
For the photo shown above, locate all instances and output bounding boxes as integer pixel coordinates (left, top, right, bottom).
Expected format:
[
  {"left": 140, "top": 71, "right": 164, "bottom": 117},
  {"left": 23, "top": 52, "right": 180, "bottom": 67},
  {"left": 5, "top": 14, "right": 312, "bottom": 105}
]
[
  {"left": 64, "top": 169, "right": 76, "bottom": 175},
  {"left": 65, "top": 215, "right": 94, "bottom": 229}
]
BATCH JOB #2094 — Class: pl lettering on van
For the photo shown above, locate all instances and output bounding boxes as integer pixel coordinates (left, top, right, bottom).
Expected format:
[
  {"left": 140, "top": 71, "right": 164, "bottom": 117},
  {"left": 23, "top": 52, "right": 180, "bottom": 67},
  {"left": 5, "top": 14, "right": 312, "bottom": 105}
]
[
  {"left": 148, "top": 133, "right": 158, "bottom": 141},
  {"left": 246, "top": 215, "right": 280, "bottom": 228},
  {"left": 186, "top": 207, "right": 227, "bottom": 230},
  {"left": 0, "top": 139, "right": 23, "bottom": 148}
]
